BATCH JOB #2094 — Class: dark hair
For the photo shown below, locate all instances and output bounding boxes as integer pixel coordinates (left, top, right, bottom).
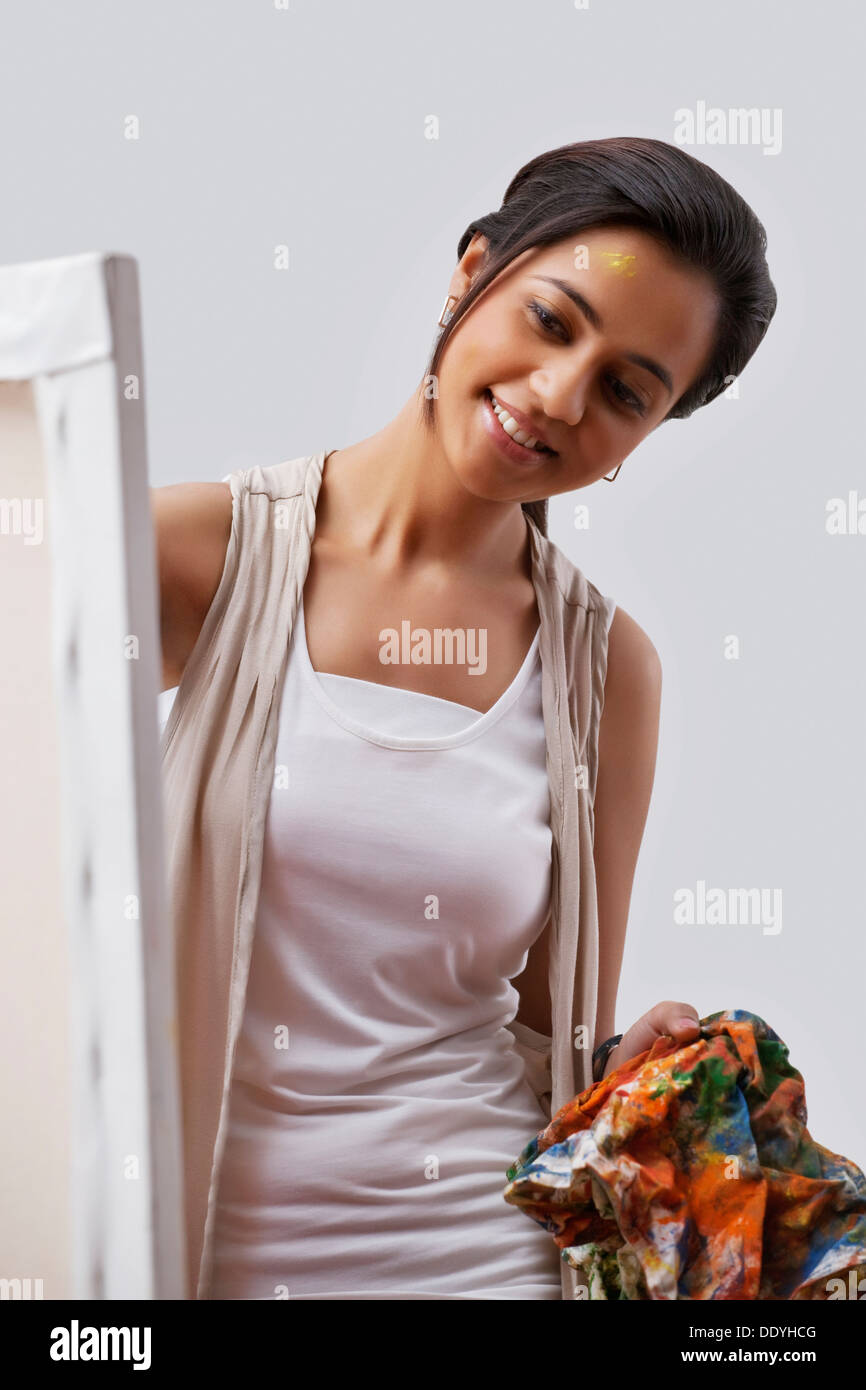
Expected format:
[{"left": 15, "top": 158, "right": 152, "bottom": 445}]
[{"left": 421, "top": 136, "right": 778, "bottom": 536}]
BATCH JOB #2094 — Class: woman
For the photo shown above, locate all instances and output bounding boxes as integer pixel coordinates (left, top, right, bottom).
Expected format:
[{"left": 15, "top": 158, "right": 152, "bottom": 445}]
[{"left": 154, "top": 136, "right": 777, "bottom": 1299}]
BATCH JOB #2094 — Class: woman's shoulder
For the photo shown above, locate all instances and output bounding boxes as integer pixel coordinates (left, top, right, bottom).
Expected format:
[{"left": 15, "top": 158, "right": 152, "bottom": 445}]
[
  {"left": 536, "top": 532, "right": 658, "bottom": 675},
  {"left": 604, "top": 604, "right": 663, "bottom": 710},
  {"left": 150, "top": 479, "right": 233, "bottom": 690},
  {"left": 534, "top": 527, "right": 614, "bottom": 624},
  {"left": 150, "top": 479, "right": 233, "bottom": 607},
  {"left": 608, "top": 606, "right": 664, "bottom": 681}
]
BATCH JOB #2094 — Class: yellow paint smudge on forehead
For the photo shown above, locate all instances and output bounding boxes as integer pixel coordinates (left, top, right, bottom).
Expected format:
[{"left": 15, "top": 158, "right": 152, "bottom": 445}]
[{"left": 600, "top": 251, "right": 637, "bottom": 277}]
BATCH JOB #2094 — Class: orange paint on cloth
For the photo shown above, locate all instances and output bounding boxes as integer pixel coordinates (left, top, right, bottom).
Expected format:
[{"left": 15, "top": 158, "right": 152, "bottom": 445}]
[{"left": 503, "top": 1010, "right": 866, "bottom": 1300}]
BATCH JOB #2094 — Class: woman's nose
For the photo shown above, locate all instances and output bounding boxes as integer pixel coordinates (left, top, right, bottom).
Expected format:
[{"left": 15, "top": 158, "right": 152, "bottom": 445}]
[
  {"left": 530, "top": 350, "right": 599, "bottom": 427},
  {"left": 530, "top": 374, "right": 588, "bottom": 429}
]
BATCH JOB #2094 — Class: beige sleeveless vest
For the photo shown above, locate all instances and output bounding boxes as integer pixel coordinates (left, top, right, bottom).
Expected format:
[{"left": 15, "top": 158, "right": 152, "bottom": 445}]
[{"left": 160, "top": 450, "right": 614, "bottom": 1300}]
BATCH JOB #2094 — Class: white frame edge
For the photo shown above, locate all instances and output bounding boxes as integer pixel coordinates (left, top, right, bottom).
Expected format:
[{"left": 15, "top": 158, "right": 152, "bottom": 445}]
[{"left": 0, "top": 250, "right": 185, "bottom": 1298}]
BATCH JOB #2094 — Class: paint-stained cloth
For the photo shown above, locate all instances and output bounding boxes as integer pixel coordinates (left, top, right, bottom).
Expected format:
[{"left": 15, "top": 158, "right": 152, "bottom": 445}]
[{"left": 503, "top": 1010, "right": 866, "bottom": 1300}]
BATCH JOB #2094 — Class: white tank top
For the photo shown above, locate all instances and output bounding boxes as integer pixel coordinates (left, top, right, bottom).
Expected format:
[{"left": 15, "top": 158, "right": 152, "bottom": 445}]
[{"left": 160, "top": 594, "right": 616, "bottom": 1300}]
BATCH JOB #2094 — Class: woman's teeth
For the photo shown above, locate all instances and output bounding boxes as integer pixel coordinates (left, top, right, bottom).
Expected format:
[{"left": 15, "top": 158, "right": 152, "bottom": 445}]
[{"left": 488, "top": 391, "right": 550, "bottom": 453}]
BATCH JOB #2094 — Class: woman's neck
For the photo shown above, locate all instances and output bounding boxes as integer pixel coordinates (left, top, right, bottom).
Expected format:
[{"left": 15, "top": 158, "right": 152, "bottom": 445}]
[{"left": 316, "top": 384, "right": 533, "bottom": 583}]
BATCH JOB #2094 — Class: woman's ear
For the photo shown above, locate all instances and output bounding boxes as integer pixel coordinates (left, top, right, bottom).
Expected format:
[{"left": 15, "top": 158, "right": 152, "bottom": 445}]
[{"left": 453, "top": 231, "right": 489, "bottom": 292}]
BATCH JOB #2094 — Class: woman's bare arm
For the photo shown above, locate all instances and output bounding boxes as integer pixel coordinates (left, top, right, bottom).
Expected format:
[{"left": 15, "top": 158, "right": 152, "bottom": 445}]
[
  {"left": 595, "top": 616, "right": 700, "bottom": 1081},
  {"left": 150, "top": 481, "right": 233, "bottom": 692},
  {"left": 512, "top": 606, "right": 661, "bottom": 1042},
  {"left": 592, "top": 607, "right": 663, "bottom": 1047}
]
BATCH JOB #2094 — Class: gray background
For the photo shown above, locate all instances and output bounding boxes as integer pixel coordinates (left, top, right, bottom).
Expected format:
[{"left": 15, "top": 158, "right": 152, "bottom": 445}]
[{"left": 5, "top": 1, "right": 863, "bottom": 1166}]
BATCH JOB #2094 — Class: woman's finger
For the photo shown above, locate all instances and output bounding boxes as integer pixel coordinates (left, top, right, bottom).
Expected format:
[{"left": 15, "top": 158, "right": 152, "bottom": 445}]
[{"left": 649, "top": 1000, "right": 701, "bottom": 1041}]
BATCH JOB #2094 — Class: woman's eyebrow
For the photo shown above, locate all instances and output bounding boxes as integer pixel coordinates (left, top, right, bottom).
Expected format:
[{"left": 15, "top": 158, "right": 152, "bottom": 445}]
[{"left": 531, "top": 275, "right": 674, "bottom": 396}]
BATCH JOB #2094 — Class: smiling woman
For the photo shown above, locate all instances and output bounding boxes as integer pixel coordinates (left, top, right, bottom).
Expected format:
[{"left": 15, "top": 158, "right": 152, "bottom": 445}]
[
  {"left": 431, "top": 223, "right": 721, "bottom": 504},
  {"left": 424, "top": 135, "right": 777, "bottom": 521},
  {"left": 154, "top": 135, "right": 778, "bottom": 1301},
  {"left": 448, "top": 224, "right": 721, "bottom": 492}
]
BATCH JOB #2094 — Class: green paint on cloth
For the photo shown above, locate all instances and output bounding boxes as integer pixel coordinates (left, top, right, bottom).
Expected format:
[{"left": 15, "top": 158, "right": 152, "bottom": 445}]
[{"left": 503, "top": 1009, "right": 866, "bottom": 1300}]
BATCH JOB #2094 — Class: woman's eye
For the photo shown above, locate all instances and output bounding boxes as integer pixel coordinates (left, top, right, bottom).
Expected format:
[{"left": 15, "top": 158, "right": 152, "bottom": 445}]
[
  {"left": 529, "top": 299, "right": 648, "bottom": 417},
  {"left": 607, "top": 375, "right": 648, "bottom": 417},
  {"left": 529, "top": 300, "right": 567, "bottom": 338}
]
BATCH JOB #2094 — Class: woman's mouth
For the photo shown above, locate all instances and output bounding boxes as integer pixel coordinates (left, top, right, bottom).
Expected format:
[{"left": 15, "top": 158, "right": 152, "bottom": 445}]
[{"left": 481, "top": 388, "right": 556, "bottom": 467}]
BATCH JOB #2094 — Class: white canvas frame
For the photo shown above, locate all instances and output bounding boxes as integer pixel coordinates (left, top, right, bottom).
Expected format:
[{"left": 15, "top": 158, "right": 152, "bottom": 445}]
[{"left": 0, "top": 251, "right": 184, "bottom": 1298}]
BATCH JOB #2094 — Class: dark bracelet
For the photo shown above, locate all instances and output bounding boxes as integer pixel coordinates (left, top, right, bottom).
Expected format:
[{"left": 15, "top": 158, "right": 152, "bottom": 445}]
[{"left": 592, "top": 1033, "right": 623, "bottom": 1082}]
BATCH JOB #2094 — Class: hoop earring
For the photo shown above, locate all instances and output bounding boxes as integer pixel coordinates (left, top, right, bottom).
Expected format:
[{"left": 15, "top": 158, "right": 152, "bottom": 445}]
[
  {"left": 438, "top": 294, "right": 458, "bottom": 328},
  {"left": 603, "top": 462, "right": 623, "bottom": 481}
]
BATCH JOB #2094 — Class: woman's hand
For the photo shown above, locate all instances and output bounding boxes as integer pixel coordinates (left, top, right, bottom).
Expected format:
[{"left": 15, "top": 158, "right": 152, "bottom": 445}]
[{"left": 602, "top": 1000, "right": 701, "bottom": 1079}]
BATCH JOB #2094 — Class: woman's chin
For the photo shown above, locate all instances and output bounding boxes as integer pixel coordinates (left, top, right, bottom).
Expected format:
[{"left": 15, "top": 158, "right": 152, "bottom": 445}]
[{"left": 451, "top": 462, "right": 535, "bottom": 507}]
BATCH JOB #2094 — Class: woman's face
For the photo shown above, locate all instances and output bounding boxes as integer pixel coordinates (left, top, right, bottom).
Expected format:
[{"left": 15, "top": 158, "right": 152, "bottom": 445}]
[{"left": 431, "top": 225, "right": 720, "bottom": 502}]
